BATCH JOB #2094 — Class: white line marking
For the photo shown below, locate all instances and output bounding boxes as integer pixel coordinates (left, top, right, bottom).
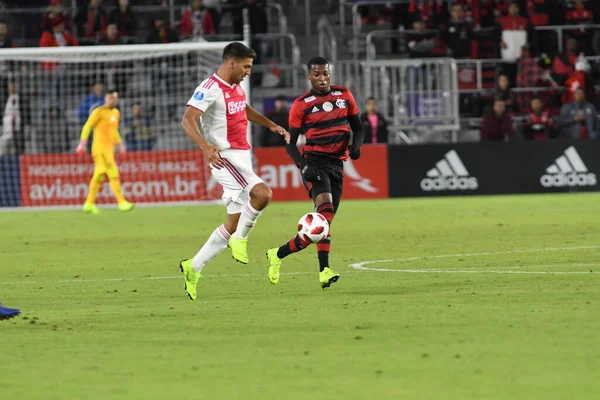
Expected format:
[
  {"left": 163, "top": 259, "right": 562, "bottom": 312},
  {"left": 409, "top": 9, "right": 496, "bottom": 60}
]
[
  {"left": 357, "top": 245, "right": 600, "bottom": 265},
  {"left": 348, "top": 245, "right": 600, "bottom": 275}
]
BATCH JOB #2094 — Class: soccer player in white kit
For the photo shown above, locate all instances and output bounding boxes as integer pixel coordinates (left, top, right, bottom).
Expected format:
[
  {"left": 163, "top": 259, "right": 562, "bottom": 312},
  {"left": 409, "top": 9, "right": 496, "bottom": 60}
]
[{"left": 178, "top": 42, "right": 290, "bottom": 300}]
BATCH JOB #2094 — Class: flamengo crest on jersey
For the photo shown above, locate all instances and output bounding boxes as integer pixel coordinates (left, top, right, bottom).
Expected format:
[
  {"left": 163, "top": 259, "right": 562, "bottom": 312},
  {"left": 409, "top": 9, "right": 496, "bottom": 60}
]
[{"left": 186, "top": 73, "right": 250, "bottom": 151}]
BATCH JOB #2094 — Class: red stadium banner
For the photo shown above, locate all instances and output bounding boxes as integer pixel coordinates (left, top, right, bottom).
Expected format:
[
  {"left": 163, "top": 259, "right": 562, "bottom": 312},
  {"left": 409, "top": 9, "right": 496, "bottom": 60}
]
[
  {"left": 254, "top": 145, "right": 389, "bottom": 201},
  {"left": 19, "top": 151, "right": 220, "bottom": 207}
]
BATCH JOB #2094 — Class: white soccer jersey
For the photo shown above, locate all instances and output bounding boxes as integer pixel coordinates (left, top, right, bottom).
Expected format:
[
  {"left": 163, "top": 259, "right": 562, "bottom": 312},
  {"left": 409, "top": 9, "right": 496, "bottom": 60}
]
[{"left": 186, "top": 73, "right": 250, "bottom": 150}]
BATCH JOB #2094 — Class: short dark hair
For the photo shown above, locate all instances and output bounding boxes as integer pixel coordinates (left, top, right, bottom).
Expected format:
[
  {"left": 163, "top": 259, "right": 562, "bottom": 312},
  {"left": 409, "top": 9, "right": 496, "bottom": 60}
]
[
  {"left": 106, "top": 89, "right": 118, "bottom": 95},
  {"left": 275, "top": 94, "right": 286, "bottom": 102},
  {"left": 366, "top": 96, "right": 376, "bottom": 102},
  {"left": 307, "top": 57, "right": 329, "bottom": 71},
  {"left": 530, "top": 96, "right": 542, "bottom": 103},
  {"left": 222, "top": 42, "right": 256, "bottom": 61}
]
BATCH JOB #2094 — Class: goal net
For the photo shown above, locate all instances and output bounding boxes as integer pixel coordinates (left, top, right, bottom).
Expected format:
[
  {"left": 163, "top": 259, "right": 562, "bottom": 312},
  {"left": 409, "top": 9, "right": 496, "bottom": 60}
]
[{"left": 0, "top": 41, "right": 245, "bottom": 208}]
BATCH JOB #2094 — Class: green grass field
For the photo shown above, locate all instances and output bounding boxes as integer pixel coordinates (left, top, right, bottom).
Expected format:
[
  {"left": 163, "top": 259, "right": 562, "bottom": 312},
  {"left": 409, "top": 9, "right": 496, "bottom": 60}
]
[{"left": 1, "top": 194, "right": 599, "bottom": 399}]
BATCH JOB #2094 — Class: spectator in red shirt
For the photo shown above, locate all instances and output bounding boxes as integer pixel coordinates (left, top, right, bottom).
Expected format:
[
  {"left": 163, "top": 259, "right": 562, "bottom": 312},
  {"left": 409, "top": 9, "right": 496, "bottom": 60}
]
[
  {"left": 408, "top": 0, "right": 445, "bottom": 27},
  {"left": 481, "top": 99, "right": 516, "bottom": 141},
  {"left": 498, "top": 2, "right": 531, "bottom": 84},
  {"left": 562, "top": 55, "right": 594, "bottom": 105},
  {"left": 180, "top": 0, "right": 216, "bottom": 37},
  {"left": 41, "top": 0, "right": 72, "bottom": 33},
  {"left": 552, "top": 37, "right": 579, "bottom": 85},
  {"left": 524, "top": 97, "right": 554, "bottom": 140},
  {"left": 39, "top": 19, "right": 78, "bottom": 111},
  {"left": 108, "top": 0, "right": 137, "bottom": 38},
  {"left": 565, "top": 0, "right": 594, "bottom": 53},
  {"left": 527, "top": 0, "right": 550, "bottom": 26},
  {"left": 75, "top": 0, "right": 107, "bottom": 40}
]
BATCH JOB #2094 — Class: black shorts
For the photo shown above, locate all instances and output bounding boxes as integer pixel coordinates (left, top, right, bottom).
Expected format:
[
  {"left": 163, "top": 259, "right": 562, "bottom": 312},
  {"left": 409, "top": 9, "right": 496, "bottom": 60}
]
[{"left": 302, "top": 156, "right": 344, "bottom": 212}]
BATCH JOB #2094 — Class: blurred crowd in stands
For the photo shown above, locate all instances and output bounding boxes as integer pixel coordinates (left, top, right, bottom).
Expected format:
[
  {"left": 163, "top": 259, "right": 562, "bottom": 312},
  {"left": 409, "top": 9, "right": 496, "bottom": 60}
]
[
  {"left": 0, "top": 0, "right": 267, "bottom": 47},
  {"left": 357, "top": 0, "right": 600, "bottom": 141}
]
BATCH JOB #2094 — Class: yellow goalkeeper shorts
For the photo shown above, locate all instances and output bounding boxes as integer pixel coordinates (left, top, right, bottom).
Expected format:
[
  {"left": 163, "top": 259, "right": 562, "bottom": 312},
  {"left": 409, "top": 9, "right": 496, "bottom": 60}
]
[{"left": 93, "top": 151, "right": 119, "bottom": 179}]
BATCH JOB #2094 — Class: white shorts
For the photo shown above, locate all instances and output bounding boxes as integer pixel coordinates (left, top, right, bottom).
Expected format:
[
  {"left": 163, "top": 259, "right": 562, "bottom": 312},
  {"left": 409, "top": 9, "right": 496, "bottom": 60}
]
[{"left": 211, "top": 149, "right": 263, "bottom": 214}]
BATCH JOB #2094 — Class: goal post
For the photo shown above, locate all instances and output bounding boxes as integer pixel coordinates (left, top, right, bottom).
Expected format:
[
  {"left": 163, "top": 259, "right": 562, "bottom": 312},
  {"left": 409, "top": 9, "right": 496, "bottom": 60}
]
[{"left": 0, "top": 40, "right": 251, "bottom": 209}]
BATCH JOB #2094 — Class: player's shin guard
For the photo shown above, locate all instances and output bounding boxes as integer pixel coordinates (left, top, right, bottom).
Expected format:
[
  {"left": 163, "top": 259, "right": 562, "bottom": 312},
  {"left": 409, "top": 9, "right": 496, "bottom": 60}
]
[
  {"left": 232, "top": 202, "right": 261, "bottom": 239},
  {"left": 192, "top": 224, "right": 230, "bottom": 272},
  {"left": 85, "top": 172, "right": 104, "bottom": 204},
  {"left": 276, "top": 234, "right": 311, "bottom": 259},
  {"left": 316, "top": 202, "right": 335, "bottom": 272}
]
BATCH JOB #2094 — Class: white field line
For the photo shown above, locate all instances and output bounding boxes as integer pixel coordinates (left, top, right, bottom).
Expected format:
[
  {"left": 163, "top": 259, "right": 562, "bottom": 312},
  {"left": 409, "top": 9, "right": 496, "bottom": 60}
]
[
  {"left": 0, "top": 245, "right": 598, "bottom": 285},
  {"left": 350, "top": 245, "right": 600, "bottom": 265}
]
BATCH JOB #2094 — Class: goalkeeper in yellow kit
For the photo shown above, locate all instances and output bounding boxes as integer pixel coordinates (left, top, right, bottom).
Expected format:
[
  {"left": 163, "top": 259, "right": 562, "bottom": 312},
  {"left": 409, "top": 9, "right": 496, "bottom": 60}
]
[{"left": 75, "top": 90, "right": 134, "bottom": 214}]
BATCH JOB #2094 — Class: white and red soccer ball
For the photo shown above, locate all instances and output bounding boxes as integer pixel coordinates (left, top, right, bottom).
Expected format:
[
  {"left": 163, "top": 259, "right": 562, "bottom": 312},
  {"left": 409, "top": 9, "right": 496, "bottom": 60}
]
[{"left": 297, "top": 212, "right": 330, "bottom": 243}]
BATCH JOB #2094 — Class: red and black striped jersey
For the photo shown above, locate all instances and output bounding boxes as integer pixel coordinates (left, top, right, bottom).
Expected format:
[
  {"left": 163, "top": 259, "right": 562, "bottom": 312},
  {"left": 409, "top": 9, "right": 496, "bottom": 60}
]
[{"left": 289, "top": 86, "right": 359, "bottom": 160}]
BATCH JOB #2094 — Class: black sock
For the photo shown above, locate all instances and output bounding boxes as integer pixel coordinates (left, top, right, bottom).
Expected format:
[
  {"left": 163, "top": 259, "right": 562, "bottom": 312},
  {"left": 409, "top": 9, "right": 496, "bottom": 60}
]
[{"left": 277, "top": 234, "right": 310, "bottom": 259}]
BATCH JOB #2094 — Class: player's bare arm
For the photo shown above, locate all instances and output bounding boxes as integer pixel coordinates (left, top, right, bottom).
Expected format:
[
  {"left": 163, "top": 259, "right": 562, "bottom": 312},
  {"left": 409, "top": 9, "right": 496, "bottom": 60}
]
[
  {"left": 181, "top": 106, "right": 226, "bottom": 169},
  {"left": 246, "top": 104, "right": 290, "bottom": 144}
]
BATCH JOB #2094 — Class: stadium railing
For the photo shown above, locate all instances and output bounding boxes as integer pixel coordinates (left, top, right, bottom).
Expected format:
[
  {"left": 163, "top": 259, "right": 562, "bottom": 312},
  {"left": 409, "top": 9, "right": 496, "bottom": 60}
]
[{"left": 317, "top": 16, "right": 338, "bottom": 65}]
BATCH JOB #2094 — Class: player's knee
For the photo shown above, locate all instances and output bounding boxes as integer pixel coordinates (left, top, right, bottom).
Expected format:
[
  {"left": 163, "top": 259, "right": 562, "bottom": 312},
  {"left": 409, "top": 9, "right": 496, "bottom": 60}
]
[
  {"left": 92, "top": 172, "right": 105, "bottom": 182},
  {"left": 251, "top": 183, "right": 272, "bottom": 209},
  {"left": 106, "top": 168, "right": 119, "bottom": 180}
]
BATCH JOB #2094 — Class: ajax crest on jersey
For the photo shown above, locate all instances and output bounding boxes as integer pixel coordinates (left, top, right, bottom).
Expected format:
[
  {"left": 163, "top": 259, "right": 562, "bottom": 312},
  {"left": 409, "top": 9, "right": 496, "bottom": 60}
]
[
  {"left": 297, "top": 212, "right": 330, "bottom": 243},
  {"left": 193, "top": 91, "right": 205, "bottom": 101}
]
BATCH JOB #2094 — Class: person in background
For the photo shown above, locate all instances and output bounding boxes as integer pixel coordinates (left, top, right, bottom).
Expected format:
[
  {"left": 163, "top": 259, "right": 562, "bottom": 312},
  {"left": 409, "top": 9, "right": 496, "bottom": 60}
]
[
  {"left": 260, "top": 95, "right": 289, "bottom": 147},
  {"left": 442, "top": 3, "right": 473, "bottom": 59},
  {"left": 562, "top": 55, "right": 594, "bottom": 105},
  {"left": 42, "top": 105, "right": 71, "bottom": 153},
  {"left": 97, "top": 23, "right": 123, "bottom": 45},
  {"left": 75, "top": 0, "right": 107, "bottom": 40},
  {"left": 39, "top": 19, "right": 78, "bottom": 111},
  {"left": 108, "top": 0, "right": 137, "bottom": 38},
  {"left": 560, "top": 88, "right": 598, "bottom": 140},
  {"left": 0, "top": 79, "right": 31, "bottom": 155},
  {"left": 41, "top": 0, "right": 72, "bottom": 33},
  {"left": 0, "top": 21, "right": 17, "bottom": 101},
  {"left": 494, "top": 74, "right": 517, "bottom": 112},
  {"left": 552, "top": 37, "right": 579, "bottom": 85},
  {"left": 360, "top": 96, "right": 388, "bottom": 144},
  {"left": 77, "top": 81, "right": 105, "bottom": 126},
  {"left": 498, "top": 2, "right": 530, "bottom": 84},
  {"left": 179, "top": 0, "right": 216, "bottom": 37},
  {"left": 146, "top": 13, "right": 179, "bottom": 44},
  {"left": 480, "top": 98, "right": 515, "bottom": 141},
  {"left": 524, "top": 97, "right": 554, "bottom": 140},
  {"left": 124, "top": 102, "right": 155, "bottom": 151}
]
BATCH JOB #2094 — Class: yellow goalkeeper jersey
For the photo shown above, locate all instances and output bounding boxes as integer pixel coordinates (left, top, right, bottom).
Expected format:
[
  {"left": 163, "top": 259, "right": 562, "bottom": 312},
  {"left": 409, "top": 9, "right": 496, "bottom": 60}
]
[{"left": 80, "top": 106, "right": 122, "bottom": 154}]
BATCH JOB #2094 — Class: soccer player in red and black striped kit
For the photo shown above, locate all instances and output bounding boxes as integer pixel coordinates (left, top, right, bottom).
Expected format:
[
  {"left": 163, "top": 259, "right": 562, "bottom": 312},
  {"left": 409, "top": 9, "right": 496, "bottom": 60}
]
[{"left": 266, "top": 57, "right": 364, "bottom": 289}]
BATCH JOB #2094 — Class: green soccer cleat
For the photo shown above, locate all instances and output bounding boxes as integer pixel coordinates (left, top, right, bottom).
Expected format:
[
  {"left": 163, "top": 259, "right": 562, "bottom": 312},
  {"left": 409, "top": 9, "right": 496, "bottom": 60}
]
[
  {"left": 118, "top": 201, "right": 135, "bottom": 212},
  {"left": 82, "top": 202, "right": 100, "bottom": 214},
  {"left": 266, "top": 248, "right": 282, "bottom": 285},
  {"left": 319, "top": 267, "right": 340, "bottom": 289},
  {"left": 228, "top": 237, "right": 249, "bottom": 264},
  {"left": 179, "top": 259, "right": 201, "bottom": 301}
]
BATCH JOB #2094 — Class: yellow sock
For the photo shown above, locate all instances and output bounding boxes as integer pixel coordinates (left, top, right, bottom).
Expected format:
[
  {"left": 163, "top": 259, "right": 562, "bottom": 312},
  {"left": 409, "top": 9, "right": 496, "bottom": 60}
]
[
  {"left": 110, "top": 178, "right": 126, "bottom": 203},
  {"left": 85, "top": 175, "right": 103, "bottom": 204}
]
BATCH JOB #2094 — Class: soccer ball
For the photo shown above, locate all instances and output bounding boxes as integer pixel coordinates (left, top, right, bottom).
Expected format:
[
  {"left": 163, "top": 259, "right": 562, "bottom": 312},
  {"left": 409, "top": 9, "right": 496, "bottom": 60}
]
[{"left": 297, "top": 212, "right": 330, "bottom": 243}]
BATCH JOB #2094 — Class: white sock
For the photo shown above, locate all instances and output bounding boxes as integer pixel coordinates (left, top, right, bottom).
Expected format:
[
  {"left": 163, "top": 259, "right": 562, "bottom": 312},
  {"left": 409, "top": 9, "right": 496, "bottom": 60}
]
[
  {"left": 192, "top": 224, "right": 230, "bottom": 272},
  {"left": 232, "top": 202, "right": 262, "bottom": 239}
]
